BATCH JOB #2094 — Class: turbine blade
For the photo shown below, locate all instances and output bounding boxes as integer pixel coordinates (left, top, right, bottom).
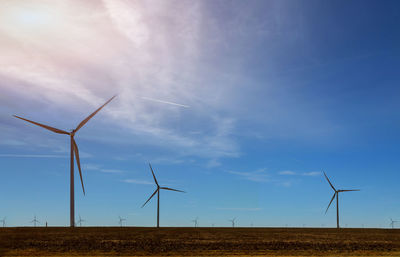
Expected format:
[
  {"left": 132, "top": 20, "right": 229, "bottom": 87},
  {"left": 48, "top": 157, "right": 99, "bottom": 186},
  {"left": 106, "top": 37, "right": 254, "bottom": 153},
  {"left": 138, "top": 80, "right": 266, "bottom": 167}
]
[
  {"left": 141, "top": 189, "right": 158, "bottom": 208},
  {"left": 13, "top": 115, "right": 69, "bottom": 135},
  {"left": 323, "top": 171, "right": 336, "bottom": 191},
  {"left": 160, "top": 187, "right": 185, "bottom": 193},
  {"left": 75, "top": 95, "right": 116, "bottom": 132},
  {"left": 72, "top": 138, "right": 85, "bottom": 195},
  {"left": 149, "top": 163, "right": 159, "bottom": 186},
  {"left": 325, "top": 192, "right": 336, "bottom": 214},
  {"left": 339, "top": 189, "right": 360, "bottom": 192}
]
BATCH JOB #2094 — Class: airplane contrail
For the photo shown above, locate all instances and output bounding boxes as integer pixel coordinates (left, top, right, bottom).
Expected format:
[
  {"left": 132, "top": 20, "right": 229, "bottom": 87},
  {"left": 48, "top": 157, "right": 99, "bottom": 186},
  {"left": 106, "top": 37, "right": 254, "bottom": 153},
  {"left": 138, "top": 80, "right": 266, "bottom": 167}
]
[{"left": 141, "top": 97, "right": 190, "bottom": 108}]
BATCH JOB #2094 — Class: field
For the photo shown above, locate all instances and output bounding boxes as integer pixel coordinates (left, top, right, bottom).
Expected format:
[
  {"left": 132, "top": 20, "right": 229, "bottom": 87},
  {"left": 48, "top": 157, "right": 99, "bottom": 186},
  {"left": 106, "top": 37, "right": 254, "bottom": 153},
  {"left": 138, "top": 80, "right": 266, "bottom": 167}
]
[{"left": 0, "top": 227, "right": 399, "bottom": 256}]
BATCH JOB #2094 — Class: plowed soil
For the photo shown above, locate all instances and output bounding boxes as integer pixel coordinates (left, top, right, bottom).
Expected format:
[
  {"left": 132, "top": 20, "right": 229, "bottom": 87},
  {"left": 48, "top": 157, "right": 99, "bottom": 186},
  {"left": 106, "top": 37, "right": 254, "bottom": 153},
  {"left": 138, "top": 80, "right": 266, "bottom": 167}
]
[{"left": 1, "top": 227, "right": 399, "bottom": 256}]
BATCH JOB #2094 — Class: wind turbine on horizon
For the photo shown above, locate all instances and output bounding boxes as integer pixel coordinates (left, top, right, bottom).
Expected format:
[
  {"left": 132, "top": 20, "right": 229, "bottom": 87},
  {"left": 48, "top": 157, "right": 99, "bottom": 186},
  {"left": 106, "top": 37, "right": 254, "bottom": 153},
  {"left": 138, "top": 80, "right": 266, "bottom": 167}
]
[
  {"left": 324, "top": 171, "right": 360, "bottom": 229},
  {"left": 0, "top": 217, "right": 6, "bottom": 227},
  {"left": 229, "top": 217, "right": 236, "bottom": 228},
  {"left": 390, "top": 218, "right": 398, "bottom": 229},
  {"left": 118, "top": 216, "right": 126, "bottom": 227},
  {"left": 14, "top": 95, "right": 116, "bottom": 227},
  {"left": 142, "top": 163, "right": 185, "bottom": 228},
  {"left": 191, "top": 217, "right": 199, "bottom": 227},
  {"left": 31, "top": 215, "right": 40, "bottom": 227},
  {"left": 77, "top": 215, "right": 85, "bottom": 227}
]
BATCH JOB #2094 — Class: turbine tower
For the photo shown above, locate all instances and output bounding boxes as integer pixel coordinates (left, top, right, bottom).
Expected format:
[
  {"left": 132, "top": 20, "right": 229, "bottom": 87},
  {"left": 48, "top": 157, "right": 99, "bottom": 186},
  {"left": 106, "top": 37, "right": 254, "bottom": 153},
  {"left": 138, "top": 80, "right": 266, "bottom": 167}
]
[
  {"left": 191, "top": 217, "right": 199, "bottom": 227},
  {"left": 229, "top": 217, "right": 236, "bottom": 228},
  {"left": 0, "top": 217, "right": 6, "bottom": 227},
  {"left": 324, "top": 171, "right": 360, "bottom": 229},
  {"left": 14, "top": 96, "right": 116, "bottom": 227},
  {"left": 390, "top": 218, "right": 398, "bottom": 229},
  {"left": 142, "top": 163, "right": 185, "bottom": 228},
  {"left": 77, "top": 215, "right": 85, "bottom": 227},
  {"left": 31, "top": 215, "right": 40, "bottom": 227},
  {"left": 118, "top": 216, "right": 126, "bottom": 227}
]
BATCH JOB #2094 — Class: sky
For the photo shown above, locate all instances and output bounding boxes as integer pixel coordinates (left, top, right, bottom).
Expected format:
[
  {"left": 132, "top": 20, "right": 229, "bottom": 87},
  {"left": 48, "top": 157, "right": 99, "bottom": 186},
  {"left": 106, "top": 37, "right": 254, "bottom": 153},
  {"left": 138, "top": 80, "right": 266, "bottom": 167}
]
[{"left": 0, "top": 0, "right": 399, "bottom": 228}]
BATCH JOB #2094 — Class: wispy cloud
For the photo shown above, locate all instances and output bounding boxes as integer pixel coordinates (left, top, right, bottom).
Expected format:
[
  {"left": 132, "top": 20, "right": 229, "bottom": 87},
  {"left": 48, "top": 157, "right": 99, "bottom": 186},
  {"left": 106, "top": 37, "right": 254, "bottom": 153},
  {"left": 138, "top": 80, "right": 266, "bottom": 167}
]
[
  {"left": 278, "top": 170, "right": 296, "bottom": 175},
  {"left": 278, "top": 170, "right": 321, "bottom": 177},
  {"left": 122, "top": 179, "right": 153, "bottom": 185},
  {"left": 84, "top": 164, "right": 125, "bottom": 173},
  {"left": 227, "top": 168, "right": 269, "bottom": 183},
  {"left": 141, "top": 97, "right": 190, "bottom": 108},
  {"left": 302, "top": 171, "right": 321, "bottom": 176},
  {"left": 101, "top": 169, "right": 125, "bottom": 174},
  {"left": 216, "top": 207, "right": 262, "bottom": 211}
]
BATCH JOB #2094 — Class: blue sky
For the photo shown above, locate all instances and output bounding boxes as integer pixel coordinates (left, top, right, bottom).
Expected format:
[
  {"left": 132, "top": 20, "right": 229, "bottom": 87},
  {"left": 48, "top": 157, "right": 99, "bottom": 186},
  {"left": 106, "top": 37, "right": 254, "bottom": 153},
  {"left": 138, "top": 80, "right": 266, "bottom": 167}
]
[{"left": 0, "top": 0, "right": 399, "bottom": 228}]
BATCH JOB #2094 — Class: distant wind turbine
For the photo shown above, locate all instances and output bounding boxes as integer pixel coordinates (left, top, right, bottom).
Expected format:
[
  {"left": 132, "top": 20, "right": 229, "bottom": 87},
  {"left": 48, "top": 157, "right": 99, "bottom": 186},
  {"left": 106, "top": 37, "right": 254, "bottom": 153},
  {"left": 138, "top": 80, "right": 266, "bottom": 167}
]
[
  {"left": 324, "top": 171, "right": 360, "bottom": 229},
  {"left": 0, "top": 217, "right": 5, "bottom": 227},
  {"left": 191, "top": 217, "right": 199, "bottom": 227},
  {"left": 229, "top": 217, "right": 236, "bottom": 228},
  {"left": 142, "top": 163, "right": 185, "bottom": 228},
  {"left": 118, "top": 216, "right": 126, "bottom": 227},
  {"left": 390, "top": 218, "right": 398, "bottom": 229},
  {"left": 31, "top": 215, "right": 40, "bottom": 227},
  {"left": 14, "top": 95, "right": 116, "bottom": 227},
  {"left": 77, "top": 215, "right": 85, "bottom": 227}
]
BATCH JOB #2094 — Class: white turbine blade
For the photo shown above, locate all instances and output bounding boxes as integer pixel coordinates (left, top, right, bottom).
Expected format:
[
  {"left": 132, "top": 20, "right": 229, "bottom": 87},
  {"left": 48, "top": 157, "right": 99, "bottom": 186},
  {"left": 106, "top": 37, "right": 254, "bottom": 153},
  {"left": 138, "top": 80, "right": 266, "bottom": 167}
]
[
  {"left": 148, "top": 163, "right": 159, "bottom": 186},
  {"left": 325, "top": 192, "right": 336, "bottom": 214},
  {"left": 72, "top": 138, "right": 85, "bottom": 195},
  {"left": 14, "top": 115, "right": 70, "bottom": 135},
  {"left": 160, "top": 187, "right": 185, "bottom": 193},
  {"left": 141, "top": 189, "right": 158, "bottom": 208},
  {"left": 75, "top": 95, "right": 116, "bottom": 132},
  {"left": 340, "top": 189, "right": 360, "bottom": 192},
  {"left": 323, "top": 171, "right": 336, "bottom": 191}
]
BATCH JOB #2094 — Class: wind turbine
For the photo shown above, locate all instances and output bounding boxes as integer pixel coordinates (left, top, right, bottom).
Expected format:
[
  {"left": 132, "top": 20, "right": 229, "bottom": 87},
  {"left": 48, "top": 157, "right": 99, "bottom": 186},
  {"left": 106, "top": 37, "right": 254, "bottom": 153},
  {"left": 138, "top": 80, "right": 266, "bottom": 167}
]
[
  {"left": 191, "top": 217, "right": 199, "bottom": 227},
  {"left": 77, "top": 215, "right": 85, "bottom": 227},
  {"left": 142, "top": 163, "right": 185, "bottom": 228},
  {"left": 118, "top": 216, "right": 126, "bottom": 227},
  {"left": 390, "top": 218, "right": 398, "bottom": 229},
  {"left": 0, "top": 217, "right": 5, "bottom": 227},
  {"left": 31, "top": 215, "right": 40, "bottom": 227},
  {"left": 229, "top": 217, "right": 236, "bottom": 228},
  {"left": 324, "top": 171, "right": 360, "bottom": 229},
  {"left": 14, "top": 96, "right": 116, "bottom": 227}
]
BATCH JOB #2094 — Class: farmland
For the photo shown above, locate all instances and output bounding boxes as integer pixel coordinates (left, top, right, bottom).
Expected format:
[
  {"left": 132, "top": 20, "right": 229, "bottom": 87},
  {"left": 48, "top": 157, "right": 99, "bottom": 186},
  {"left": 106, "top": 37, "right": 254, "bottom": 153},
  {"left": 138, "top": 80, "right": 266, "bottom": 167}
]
[{"left": 1, "top": 227, "right": 399, "bottom": 256}]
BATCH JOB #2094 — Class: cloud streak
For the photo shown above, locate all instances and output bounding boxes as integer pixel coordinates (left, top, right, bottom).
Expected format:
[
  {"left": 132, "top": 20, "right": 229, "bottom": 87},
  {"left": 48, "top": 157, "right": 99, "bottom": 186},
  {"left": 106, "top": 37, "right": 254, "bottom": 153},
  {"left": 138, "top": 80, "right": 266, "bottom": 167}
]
[
  {"left": 122, "top": 179, "right": 153, "bottom": 185},
  {"left": 141, "top": 97, "right": 190, "bottom": 108},
  {"left": 227, "top": 168, "right": 269, "bottom": 183}
]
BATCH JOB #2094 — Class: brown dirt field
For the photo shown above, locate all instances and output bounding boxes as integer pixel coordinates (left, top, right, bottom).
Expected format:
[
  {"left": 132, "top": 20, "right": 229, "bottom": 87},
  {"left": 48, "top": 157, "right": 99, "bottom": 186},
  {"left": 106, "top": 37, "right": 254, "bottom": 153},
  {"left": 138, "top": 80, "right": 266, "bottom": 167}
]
[{"left": 0, "top": 227, "right": 399, "bottom": 256}]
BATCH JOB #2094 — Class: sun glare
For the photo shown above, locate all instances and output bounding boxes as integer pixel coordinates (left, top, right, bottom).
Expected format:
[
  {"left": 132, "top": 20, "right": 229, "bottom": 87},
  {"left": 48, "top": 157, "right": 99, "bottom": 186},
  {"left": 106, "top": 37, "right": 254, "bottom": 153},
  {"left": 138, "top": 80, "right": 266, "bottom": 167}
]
[
  {"left": 0, "top": 2, "right": 63, "bottom": 36},
  {"left": 13, "top": 8, "right": 53, "bottom": 27}
]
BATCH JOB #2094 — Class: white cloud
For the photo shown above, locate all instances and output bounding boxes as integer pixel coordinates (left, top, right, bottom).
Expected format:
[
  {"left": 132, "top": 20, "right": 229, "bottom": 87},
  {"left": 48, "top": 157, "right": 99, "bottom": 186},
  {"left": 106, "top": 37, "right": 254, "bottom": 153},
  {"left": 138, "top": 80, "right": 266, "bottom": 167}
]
[
  {"left": 100, "top": 169, "right": 125, "bottom": 174},
  {"left": 122, "top": 179, "right": 153, "bottom": 185},
  {"left": 279, "top": 170, "right": 296, "bottom": 175},
  {"left": 227, "top": 168, "right": 269, "bottom": 183},
  {"left": 0, "top": 0, "right": 344, "bottom": 166},
  {"left": 0, "top": 0, "right": 239, "bottom": 162},
  {"left": 302, "top": 171, "right": 321, "bottom": 176},
  {"left": 84, "top": 163, "right": 125, "bottom": 173}
]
